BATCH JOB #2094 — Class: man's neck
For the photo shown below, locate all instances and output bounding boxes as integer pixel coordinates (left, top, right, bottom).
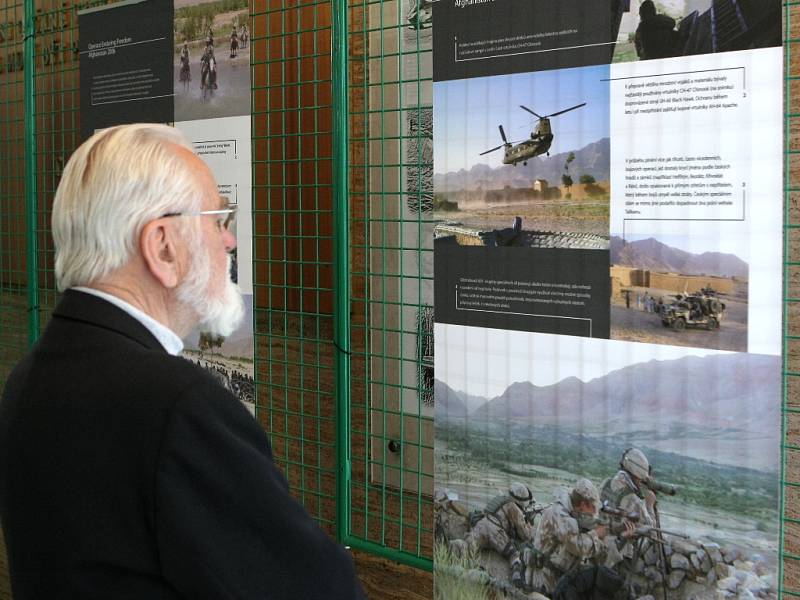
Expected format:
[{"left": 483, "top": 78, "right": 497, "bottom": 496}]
[
  {"left": 72, "top": 286, "right": 185, "bottom": 355},
  {"left": 88, "top": 279, "right": 193, "bottom": 338}
]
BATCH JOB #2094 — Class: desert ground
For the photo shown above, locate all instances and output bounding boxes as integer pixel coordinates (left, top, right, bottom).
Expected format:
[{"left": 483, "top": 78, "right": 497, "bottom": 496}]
[
  {"left": 610, "top": 284, "right": 748, "bottom": 352},
  {"left": 434, "top": 185, "right": 609, "bottom": 236}
]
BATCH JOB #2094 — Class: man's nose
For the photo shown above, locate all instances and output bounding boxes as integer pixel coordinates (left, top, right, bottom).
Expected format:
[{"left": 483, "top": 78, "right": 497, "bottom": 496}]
[{"left": 223, "top": 227, "right": 237, "bottom": 252}]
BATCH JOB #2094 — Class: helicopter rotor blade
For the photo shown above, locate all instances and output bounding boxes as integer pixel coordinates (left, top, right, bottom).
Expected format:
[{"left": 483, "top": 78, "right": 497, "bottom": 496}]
[
  {"left": 480, "top": 144, "right": 506, "bottom": 156},
  {"left": 519, "top": 105, "right": 543, "bottom": 119},
  {"left": 498, "top": 124, "right": 508, "bottom": 143},
  {"left": 545, "top": 102, "right": 587, "bottom": 118}
]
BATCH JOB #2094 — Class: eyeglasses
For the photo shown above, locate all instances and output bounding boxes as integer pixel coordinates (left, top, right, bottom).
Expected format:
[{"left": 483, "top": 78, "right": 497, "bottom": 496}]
[{"left": 162, "top": 205, "right": 237, "bottom": 232}]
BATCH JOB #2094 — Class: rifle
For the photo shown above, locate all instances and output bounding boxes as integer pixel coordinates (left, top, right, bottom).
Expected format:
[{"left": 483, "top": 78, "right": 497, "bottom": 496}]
[
  {"left": 634, "top": 525, "right": 690, "bottom": 541},
  {"left": 600, "top": 502, "right": 639, "bottom": 522},
  {"left": 523, "top": 504, "right": 543, "bottom": 526}
]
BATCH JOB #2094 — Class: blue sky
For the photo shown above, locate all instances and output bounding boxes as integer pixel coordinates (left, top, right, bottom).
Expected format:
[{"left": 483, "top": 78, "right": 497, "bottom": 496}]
[
  {"left": 435, "top": 324, "right": 727, "bottom": 396},
  {"left": 433, "top": 64, "right": 610, "bottom": 174}
]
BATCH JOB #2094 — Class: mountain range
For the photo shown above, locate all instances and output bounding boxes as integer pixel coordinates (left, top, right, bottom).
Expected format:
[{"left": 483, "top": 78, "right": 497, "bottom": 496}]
[
  {"left": 610, "top": 236, "right": 748, "bottom": 278},
  {"left": 436, "top": 353, "right": 780, "bottom": 469},
  {"left": 434, "top": 138, "right": 610, "bottom": 192}
]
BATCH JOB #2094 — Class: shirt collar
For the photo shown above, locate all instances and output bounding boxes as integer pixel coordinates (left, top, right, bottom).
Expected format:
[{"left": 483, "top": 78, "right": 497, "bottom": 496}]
[{"left": 72, "top": 287, "right": 184, "bottom": 356}]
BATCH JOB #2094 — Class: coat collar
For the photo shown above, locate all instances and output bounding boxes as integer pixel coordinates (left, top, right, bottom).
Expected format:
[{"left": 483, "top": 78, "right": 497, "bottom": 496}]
[{"left": 52, "top": 289, "right": 166, "bottom": 352}]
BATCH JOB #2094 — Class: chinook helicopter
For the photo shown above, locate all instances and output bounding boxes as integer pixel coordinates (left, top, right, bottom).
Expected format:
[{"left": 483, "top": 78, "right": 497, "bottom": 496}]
[{"left": 480, "top": 102, "right": 586, "bottom": 166}]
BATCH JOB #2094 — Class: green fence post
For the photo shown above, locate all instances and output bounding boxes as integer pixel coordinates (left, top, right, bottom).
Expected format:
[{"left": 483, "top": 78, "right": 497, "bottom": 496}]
[
  {"left": 23, "top": 0, "right": 39, "bottom": 346},
  {"left": 333, "top": 0, "right": 352, "bottom": 545},
  {"left": 781, "top": 0, "right": 792, "bottom": 595}
]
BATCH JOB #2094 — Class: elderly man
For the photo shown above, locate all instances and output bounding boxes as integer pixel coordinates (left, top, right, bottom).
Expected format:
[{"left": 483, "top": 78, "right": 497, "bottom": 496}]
[{"left": 0, "top": 124, "right": 366, "bottom": 599}]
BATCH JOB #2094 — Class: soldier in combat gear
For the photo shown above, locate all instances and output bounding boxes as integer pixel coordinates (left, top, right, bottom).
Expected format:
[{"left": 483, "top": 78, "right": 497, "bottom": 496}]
[
  {"left": 601, "top": 448, "right": 656, "bottom": 530},
  {"left": 634, "top": 0, "right": 677, "bottom": 60},
  {"left": 600, "top": 447, "right": 658, "bottom": 586},
  {"left": 450, "top": 482, "right": 534, "bottom": 588},
  {"left": 528, "top": 478, "right": 608, "bottom": 595}
]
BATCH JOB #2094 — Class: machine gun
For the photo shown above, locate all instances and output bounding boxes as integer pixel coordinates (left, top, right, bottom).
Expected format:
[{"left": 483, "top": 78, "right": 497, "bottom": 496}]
[
  {"left": 599, "top": 502, "right": 688, "bottom": 539},
  {"left": 523, "top": 503, "right": 545, "bottom": 526},
  {"left": 600, "top": 502, "right": 639, "bottom": 522},
  {"left": 633, "top": 525, "right": 690, "bottom": 542}
]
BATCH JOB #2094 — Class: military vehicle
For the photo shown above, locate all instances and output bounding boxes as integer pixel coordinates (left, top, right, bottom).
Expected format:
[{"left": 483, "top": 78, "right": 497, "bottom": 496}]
[
  {"left": 480, "top": 102, "right": 586, "bottom": 166},
  {"left": 659, "top": 290, "right": 726, "bottom": 331}
]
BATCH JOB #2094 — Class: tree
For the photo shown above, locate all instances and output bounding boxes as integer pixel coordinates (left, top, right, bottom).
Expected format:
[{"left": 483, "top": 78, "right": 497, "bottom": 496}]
[
  {"left": 564, "top": 151, "right": 576, "bottom": 173},
  {"left": 198, "top": 332, "right": 213, "bottom": 357},
  {"left": 561, "top": 173, "right": 573, "bottom": 192},
  {"left": 198, "top": 332, "right": 225, "bottom": 356},
  {"left": 579, "top": 174, "right": 596, "bottom": 185}
]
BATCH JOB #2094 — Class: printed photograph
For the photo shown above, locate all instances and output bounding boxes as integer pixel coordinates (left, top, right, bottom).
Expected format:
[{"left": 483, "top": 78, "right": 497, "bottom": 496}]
[
  {"left": 434, "top": 325, "right": 779, "bottom": 600},
  {"left": 433, "top": 65, "right": 611, "bottom": 251},
  {"left": 182, "top": 293, "right": 255, "bottom": 413},
  {"left": 609, "top": 233, "right": 748, "bottom": 352},
  {"left": 173, "top": 0, "right": 250, "bottom": 121},
  {"left": 612, "top": 0, "right": 781, "bottom": 63},
  {"left": 405, "top": 107, "right": 434, "bottom": 213}
]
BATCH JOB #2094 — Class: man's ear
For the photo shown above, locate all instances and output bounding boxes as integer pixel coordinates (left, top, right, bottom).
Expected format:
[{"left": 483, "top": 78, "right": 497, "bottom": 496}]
[{"left": 140, "top": 219, "right": 181, "bottom": 289}]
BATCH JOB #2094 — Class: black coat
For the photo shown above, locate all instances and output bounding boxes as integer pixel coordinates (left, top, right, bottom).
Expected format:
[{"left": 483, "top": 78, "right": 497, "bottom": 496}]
[{"left": 0, "top": 290, "right": 367, "bottom": 600}]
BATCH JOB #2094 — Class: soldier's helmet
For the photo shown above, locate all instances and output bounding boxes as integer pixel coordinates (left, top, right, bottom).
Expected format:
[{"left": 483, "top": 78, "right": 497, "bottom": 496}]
[
  {"left": 509, "top": 482, "right": 533, "bottom": 507},
  {"left": 621, "top": 448, "right": 650, "bottom": 481},
  {"left": 572, "top": 478, "right": 600, "bottom": 507}
]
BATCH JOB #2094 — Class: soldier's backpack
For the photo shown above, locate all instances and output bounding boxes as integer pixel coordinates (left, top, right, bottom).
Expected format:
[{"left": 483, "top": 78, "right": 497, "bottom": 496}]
[
  {"left": 466, "top": 494, "right": 513, "bottom": 530},
  {"left": 467, "top": 509, "right": 485, "bottom": 529},
  {"left": 600, "top": 476, "right": 639, "bottom": 509},
  {"left": 484, "top": 494, "right": 514, "bottom": 515}
]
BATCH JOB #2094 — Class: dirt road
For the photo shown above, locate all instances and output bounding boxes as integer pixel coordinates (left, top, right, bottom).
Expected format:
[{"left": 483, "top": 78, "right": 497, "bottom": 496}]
[
  {"left": 435, "top": 197, "right": 609, "bottom": 236},
  {"left": 610, "top": 295, "right": 748, "bottom": 352}
]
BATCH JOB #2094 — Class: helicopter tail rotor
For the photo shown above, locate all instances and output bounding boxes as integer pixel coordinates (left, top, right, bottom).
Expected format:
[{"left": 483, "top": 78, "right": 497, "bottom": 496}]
[
  {"left": 479, "top": 145, "right": 506, "bottom": 156},
  {"left": 480, "top": 124, "right": 516, "bottom": 156}
]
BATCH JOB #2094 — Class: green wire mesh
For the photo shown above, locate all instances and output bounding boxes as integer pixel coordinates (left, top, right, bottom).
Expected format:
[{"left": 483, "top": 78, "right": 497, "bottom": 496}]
[
  {"left": 251, "top": 0, "right": 340, "bottom": 535},
  {"left": 0, "top": 3, "right": 25, "bottom": 596},
  {"left": 346, "top": 0, "right": 433, "bottom": 566},
  {"left": 0, "top": 1, "right": 26, "bottom": 388},
  {"left": 785, "top": 3, "right": 800, "bottom": 596}
]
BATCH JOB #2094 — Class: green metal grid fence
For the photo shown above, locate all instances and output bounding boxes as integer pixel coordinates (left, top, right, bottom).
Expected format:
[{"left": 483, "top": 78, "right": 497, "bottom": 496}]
[
  {"left": 0, "top": 2, "right": 25, "bottom": 595},
  {"left": 785, "top": 2, "right": 800, "bottom": 596},
  {"left": 251, "top": 0, "right": 342, "bottom": 539},
  {"left": 3, "top": 0, "right": 800, "bottom": 593},
  {"left": 344, "top": 0, "right": 433, "bottom": 566}
]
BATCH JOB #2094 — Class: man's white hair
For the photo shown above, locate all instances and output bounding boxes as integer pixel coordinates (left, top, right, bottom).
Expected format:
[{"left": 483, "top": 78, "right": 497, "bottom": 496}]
[{"left": 52, "top": 123, "right": 201, "bottom": 291}]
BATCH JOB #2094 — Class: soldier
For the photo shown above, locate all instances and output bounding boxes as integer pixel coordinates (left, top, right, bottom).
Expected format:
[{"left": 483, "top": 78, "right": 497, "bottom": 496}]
[
  {"left": 601, "top": 448, "right": 656, "bottom": 529},
  {"left": 599, "top": 448, "right": 658, "bottom": 582},
  {"left": 450, "top": 482, "right": 534, "bottom": 588},
  {"left": 634, "top": 0, "right": 677, "bottom": 60},
  {"left": 528, "top": 478, "right": 607, "bottom": 595}
]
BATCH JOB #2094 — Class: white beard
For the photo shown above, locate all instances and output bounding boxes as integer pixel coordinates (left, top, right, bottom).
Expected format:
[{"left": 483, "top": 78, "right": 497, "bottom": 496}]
[{"left": 177, "top": 247, "right": 244, "bottom": 338}]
